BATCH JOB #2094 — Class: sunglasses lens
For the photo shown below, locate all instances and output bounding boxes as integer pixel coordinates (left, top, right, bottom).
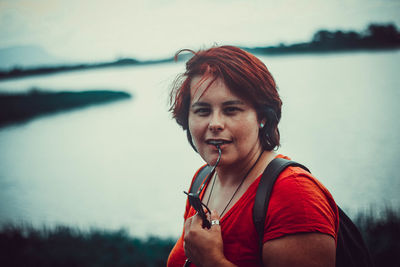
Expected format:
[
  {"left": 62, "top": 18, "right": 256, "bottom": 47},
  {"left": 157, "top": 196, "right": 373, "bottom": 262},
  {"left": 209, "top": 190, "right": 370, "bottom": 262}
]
[
  {"left": 189, "top": 195, "right": 202, "bottom": 213},
  {"left": 184, "top": 191, "right": 211, "bottom": 228}
]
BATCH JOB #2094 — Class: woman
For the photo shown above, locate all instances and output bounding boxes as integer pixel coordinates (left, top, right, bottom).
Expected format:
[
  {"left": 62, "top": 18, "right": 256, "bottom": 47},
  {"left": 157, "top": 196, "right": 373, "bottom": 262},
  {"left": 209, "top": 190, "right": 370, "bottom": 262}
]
[{"left": 167, "top": 46, "right": 339, "bottom": 267}]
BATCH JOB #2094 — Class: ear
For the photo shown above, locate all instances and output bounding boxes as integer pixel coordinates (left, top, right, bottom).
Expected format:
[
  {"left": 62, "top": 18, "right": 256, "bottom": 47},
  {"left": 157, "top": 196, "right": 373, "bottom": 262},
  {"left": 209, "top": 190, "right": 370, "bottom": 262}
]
[{"left": 259, "top": 118, "right": 267, "bottom": 129}]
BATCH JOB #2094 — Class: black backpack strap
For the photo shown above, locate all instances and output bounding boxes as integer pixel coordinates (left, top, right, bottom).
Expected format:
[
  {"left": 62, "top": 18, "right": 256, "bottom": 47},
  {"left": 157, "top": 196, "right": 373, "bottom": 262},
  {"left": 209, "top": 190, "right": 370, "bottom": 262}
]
[
  {"left": 189, "top": 165, "right": 213, "bottom": 194},
  {"left": 253, "top": 157, "right": 310, "bottom": 256}
]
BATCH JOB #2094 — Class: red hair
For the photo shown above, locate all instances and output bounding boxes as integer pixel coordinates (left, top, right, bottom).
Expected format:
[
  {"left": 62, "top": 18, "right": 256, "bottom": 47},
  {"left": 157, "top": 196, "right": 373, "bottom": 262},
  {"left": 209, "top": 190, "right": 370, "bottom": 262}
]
[{"left": 169, "top": 45, "right": 282, "bottom": 151}]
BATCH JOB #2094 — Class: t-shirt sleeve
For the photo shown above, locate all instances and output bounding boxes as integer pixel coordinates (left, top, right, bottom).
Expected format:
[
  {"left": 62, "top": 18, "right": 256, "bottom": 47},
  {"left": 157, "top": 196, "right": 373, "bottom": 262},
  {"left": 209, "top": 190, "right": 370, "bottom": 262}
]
[{"left": 263, "top": 167, "right": 339, "bottom": 243}]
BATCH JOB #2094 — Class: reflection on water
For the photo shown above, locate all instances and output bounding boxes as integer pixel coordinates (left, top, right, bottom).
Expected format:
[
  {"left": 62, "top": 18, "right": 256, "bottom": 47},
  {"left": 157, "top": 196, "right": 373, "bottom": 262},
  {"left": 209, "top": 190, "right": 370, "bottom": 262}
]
[{"left": 0, "top": 51, "right": 399, "bottom": 238}]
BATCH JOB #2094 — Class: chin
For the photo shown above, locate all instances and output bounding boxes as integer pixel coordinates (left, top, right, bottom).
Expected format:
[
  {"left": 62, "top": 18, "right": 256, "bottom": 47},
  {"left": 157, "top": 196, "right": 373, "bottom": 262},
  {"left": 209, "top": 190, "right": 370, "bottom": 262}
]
[
  {"left": 200, "top": 153, "right": 218, "bottom": 166},
  {"left": 206, "top": 156, "right": 219, "bottom": 166}
]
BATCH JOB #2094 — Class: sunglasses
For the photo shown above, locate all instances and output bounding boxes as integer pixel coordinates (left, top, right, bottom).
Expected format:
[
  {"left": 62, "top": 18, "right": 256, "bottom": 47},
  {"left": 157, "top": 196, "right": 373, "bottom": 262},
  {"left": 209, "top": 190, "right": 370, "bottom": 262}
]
[
  {"left": 182, "top": 144, "right": 222, "bottom": 267},
  {"left": 184, "top": 176, "right": 213, "bottom": 229},
  {"left": 183, "top": 144, "right": 222, "bottom": 229}
]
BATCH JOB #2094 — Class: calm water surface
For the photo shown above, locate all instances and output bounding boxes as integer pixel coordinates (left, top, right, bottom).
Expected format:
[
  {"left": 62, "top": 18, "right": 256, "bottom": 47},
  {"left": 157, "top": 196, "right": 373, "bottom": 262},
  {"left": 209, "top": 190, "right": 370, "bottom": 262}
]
[{"left": 0, "top": 51, "right": 399, "bottom": 238}]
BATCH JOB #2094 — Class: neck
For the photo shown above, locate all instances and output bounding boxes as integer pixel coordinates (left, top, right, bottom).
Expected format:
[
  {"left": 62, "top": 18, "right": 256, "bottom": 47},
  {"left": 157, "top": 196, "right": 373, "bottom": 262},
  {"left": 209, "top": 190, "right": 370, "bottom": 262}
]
[{"left": 216, "top": 149, "right": 275, "bottom": 187}]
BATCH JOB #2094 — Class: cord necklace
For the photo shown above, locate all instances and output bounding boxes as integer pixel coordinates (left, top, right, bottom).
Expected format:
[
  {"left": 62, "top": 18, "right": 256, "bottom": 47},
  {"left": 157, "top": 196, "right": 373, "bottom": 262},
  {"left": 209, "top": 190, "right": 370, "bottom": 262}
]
[{"left": 206, "top": 151, "right": 264, "bottom": 217}]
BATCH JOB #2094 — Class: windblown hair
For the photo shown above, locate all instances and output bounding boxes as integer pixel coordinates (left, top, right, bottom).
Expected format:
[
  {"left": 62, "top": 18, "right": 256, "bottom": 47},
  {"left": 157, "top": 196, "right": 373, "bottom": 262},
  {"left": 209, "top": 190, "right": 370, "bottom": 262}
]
[{"left": 169, "top": 45, "right": 282, "bottom": 151}]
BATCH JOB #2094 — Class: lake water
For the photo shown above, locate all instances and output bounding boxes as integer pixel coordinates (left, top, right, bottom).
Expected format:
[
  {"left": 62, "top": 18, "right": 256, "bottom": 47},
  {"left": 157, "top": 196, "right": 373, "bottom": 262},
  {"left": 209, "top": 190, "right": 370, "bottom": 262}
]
[{"left": 0, "top": 51, "right": 399, "bottom": 238}]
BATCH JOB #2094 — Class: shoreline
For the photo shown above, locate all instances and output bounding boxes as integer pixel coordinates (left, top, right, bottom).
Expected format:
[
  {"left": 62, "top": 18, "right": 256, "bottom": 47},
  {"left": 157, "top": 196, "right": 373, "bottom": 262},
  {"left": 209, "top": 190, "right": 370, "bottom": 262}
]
[
  {"left": 0, "top": 89, "right": 132, "bottom": 127},
  {"left": 1, "top": 23, "right": 399, "bottom": 81}
]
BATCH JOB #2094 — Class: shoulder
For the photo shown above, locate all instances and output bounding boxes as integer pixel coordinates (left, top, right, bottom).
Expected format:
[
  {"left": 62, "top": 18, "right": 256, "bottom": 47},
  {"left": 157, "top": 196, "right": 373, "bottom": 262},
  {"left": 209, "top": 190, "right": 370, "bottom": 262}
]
[
  {"left": 263, "top": 156, "right": 339, "bottom": 243},
  {"left": 275, "top": 164, "right": 331, "bottom": 199},
  {"left": 272, "top": 154, "right": 335, "bottom": 204}
]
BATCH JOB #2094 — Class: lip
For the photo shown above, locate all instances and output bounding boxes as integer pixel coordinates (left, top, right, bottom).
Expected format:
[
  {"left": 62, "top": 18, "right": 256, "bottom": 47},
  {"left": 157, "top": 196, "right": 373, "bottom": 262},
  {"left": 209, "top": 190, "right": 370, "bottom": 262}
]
[{"left": 205, "top": 139, "right": 232, "bottom": 147}]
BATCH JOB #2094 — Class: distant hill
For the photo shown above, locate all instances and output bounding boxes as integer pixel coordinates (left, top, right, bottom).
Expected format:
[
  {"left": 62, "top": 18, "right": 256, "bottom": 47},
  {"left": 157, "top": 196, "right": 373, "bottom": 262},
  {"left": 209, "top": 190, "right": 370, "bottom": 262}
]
[
  {"left": 0, "top": 23, "right": 399, "bottom": 81},
  {"left": 0, "top": 45, "right": 66, "bottom": 69},
  {"left": 244, "top": 23, "right": 400, "bottom": 55}
]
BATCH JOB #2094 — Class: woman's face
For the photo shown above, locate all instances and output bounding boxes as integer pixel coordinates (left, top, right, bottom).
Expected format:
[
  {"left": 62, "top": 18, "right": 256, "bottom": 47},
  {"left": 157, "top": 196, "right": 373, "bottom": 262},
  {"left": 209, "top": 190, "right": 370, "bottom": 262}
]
[{"left": 188, "top": 76, "right": 263, "bottom": 167}]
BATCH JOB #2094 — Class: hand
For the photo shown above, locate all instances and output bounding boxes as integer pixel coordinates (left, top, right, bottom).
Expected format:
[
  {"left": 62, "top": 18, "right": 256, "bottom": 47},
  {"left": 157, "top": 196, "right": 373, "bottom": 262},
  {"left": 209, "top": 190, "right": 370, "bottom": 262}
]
[{"left": 183, "top": 210, "right": 225, "bottom": 267}]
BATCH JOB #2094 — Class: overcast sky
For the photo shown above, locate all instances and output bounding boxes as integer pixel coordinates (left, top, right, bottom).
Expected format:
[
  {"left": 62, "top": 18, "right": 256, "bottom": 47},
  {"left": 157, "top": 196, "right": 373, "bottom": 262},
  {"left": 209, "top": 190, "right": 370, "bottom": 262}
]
[{"left": 0, "top": 0, "right": 399, "bottom": 62}]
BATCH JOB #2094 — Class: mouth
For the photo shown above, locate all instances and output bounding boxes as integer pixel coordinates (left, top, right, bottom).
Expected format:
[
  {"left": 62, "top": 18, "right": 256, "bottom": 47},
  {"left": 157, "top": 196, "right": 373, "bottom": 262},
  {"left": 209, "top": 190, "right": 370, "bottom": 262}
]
[{"left": 206, "top": 139, "right": 232, "bottom": 146}]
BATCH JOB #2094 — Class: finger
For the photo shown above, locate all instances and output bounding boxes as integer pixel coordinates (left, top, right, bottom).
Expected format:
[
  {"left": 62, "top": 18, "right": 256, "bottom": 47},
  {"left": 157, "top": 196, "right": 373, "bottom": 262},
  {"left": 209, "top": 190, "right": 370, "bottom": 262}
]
[
  {"left": 183, "top": 240, "right": 192, "bottom": 260},
  {"left": 186, "top": 213, "right": 203, "bottom": 234},
  {"left": 210, "top": 210, "right": 221, "bottom": 230},
  {"left": 210, "top": 209, "right": 221, "bottom": 220},
  {"left": 204, "top": 208, "right": 209, "bottom": 220},
  {"left": 184, "top": 216, "right": 193, "bottom": 236},
  {"left": 190, "top": 212, "right": 203, "bottom": 227}
]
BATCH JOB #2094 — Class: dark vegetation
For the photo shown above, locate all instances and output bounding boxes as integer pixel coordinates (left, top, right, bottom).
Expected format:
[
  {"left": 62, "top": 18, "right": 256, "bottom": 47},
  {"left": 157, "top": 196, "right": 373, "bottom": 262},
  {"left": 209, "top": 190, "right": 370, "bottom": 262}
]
[
  {"left": 0, "top": 89, "right": 131, "bottom": 127},
  {"left": 0, "top": 207, "right": 399, "bottom": 267},
  {"left": 0, "top": 226, "right": 174, "bottom": 267},
  {"left": 0, "top": 23, "right": 398, "bottom": 81},
  {"left": 355, "top": 207, "right": 400, "bottom": 267},
  {"left": 245, "top": 23, "right": 400, "bottom": 55}
]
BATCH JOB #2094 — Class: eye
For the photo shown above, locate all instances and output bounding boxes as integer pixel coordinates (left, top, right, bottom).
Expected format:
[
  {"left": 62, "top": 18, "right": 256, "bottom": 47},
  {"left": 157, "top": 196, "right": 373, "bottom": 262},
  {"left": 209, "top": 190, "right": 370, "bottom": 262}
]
[
  {"left": 193, "top": 108, "right": 210, "bottom": 116},
  {"left": 224, "top": 106, "right": 242, "bottom": 114}
]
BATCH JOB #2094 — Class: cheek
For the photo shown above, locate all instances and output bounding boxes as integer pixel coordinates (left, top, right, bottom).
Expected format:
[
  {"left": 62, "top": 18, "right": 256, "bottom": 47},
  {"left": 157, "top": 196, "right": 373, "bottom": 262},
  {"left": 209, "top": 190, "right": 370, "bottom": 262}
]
[
  {"left": 188, "top": 115, "right": 195, "bottom": 135},
  {"left": 188, "top": 115, "right": 203, "bottom": 144},
  {"left": 232, "top": 118, "right": 259, "bottom": 143}
]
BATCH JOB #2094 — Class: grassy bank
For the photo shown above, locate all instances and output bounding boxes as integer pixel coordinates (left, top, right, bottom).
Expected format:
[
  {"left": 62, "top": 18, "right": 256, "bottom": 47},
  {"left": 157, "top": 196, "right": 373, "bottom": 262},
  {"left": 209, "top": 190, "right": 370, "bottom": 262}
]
[
  {"left": 0, "top": 89, "right": 131, "bottom": 127},
  {"left": 0, "top": 207, "right": 399, "bottom": 266},
  {"left": 0, "top": 226, "right": 173, "bottom": 267}
]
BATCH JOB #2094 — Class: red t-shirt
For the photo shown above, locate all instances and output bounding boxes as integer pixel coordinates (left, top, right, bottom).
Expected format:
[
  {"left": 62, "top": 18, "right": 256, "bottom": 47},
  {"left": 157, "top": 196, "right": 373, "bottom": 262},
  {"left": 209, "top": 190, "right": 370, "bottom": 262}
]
[{"left": 167, "top": 155, "right": 339, "bottom": 267}]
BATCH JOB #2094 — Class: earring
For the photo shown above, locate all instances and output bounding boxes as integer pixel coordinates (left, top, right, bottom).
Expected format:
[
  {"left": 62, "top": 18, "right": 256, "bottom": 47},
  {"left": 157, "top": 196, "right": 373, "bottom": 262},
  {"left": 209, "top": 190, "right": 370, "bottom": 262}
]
[{"left": 260, "top": 123, "right": 264, "bottom": 128}]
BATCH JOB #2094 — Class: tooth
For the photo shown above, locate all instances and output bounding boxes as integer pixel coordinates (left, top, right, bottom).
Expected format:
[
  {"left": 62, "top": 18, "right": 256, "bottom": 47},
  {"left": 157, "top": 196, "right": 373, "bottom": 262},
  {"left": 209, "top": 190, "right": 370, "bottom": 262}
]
[{"left": 209, "top": 140, "right": 223, "bottom": 145}]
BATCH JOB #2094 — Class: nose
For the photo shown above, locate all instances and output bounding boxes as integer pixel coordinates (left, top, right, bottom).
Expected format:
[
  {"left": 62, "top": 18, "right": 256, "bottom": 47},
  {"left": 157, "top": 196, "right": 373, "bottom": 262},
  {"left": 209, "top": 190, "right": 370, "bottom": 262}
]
[{"left": 209, "top": 112, "right": 224, "bottom": 132}]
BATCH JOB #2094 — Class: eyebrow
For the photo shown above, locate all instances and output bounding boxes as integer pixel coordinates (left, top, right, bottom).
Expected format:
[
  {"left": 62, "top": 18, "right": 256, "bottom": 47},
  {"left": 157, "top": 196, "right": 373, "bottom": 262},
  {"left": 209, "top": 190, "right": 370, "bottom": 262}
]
[
  {"left": 191, "top": 100, "right": 245, "bottom": 108},
  {"left": 222, "top": 100, "right": 245, "bottom": 106},
  {"left": 191, "top": 102, "right": 209, "bottom": 108}
]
